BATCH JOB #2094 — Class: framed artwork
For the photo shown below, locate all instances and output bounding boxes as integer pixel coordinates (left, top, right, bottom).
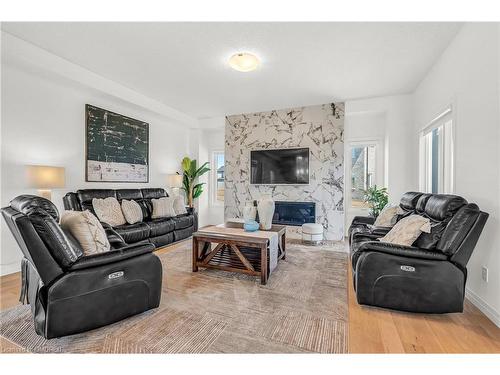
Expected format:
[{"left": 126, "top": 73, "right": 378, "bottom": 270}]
[{"left": 86, "top": 104, "right": 149, "bottom": 182}]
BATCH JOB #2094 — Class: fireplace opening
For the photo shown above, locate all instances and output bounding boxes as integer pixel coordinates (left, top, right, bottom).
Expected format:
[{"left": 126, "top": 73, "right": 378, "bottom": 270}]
[{"left": 272, "top": 201, "right": 315, "bottom": 226}]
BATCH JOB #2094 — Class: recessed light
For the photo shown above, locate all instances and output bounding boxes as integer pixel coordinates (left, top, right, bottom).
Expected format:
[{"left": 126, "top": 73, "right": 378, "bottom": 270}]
[{"left": 228, "top": 52, "right": 260, "bottom": 72}]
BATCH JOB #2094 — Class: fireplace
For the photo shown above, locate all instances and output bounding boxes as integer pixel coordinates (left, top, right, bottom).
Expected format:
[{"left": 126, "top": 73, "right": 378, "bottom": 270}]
[{"left": 272, "top": 201, "right": 315, "bottom": 226}]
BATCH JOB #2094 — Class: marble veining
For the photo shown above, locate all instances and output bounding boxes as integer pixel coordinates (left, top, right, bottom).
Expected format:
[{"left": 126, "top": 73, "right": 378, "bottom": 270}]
[{"left": 225, "top": 103, "right": 345, "bottom": 240}]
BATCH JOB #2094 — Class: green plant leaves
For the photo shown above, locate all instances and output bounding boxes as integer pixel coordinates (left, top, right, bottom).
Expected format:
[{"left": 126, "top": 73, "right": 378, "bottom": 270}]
[
  {"left": 180, "top": 156, "right": 211, "bottom": 206},
  {"left": 363, "top": 185, "right": 389, "bottom": 217}
]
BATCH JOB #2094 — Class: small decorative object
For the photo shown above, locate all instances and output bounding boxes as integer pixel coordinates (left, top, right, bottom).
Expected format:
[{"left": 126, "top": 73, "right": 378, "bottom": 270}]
[
  {"left": 243, "top": 220, "right": 259, "bottom": 232},
  {"left": 302, "top": 223, "right": 323, "bottom": 244},
  {"left": 257, "top": 194, "right": 275, "bottom": 230},
  {"left": 86, "top": 104, "right": 149, "bottom": 182},
  {"left": 253, "top": 200, "right": 260, "bottom": 223},
  {"left": 363, "top": 185, "right": 389, "bottom": 217},
  {"left": 181, "top": 156, "right": 210, "bottom": 208},
  {"left": 243, "top": 201, "right": 257, "bottom": 222}
]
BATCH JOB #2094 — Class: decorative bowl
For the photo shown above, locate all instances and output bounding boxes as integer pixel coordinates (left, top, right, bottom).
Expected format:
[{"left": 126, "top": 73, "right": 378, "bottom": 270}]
[{"left": 243, "top": 220, "right": 259, "bottom": 232}]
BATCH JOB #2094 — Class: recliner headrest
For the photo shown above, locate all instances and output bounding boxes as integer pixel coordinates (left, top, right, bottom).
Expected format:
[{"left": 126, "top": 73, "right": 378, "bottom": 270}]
[
  {"left": 399, "top": 192, "right": 423, "bottom": 211},
  {"left": 141, "top": 188, "right": 167, "bottom": 199},
  {"left": 77, "top": 189, "right": 116, "bottom": 204},
  {"left": 10, "top": 195, "right": 60, "bottom": 221},
  {"left": 416, "top": 194, "right": 432, "bottom": 213},
  {"left": 424, "top": 194, "right": 468, "bottom": 221}
]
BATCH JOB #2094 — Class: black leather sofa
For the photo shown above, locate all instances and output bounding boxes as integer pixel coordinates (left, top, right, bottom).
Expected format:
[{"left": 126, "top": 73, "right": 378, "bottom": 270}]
[
  {"left": 349, "top": 192, "right": 488, "bottom": 314},
  {"left": 63, "top": 188, "right": 197, "bottom": 248},
  {"left": 1, "top": 195, "right": 162, "bottom": 339}
]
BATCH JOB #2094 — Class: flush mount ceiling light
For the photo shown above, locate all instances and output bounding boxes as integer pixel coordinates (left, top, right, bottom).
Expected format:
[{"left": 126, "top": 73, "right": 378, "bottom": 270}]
[{"left": 228, "top": 52, "right": 260, "bottom": 72}]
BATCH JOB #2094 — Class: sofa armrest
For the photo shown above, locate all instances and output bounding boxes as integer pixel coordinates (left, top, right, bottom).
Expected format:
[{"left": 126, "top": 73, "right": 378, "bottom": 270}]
[
  {"left": 358, "top": 241, "right": 449, "bottom": 261},
  {"left": 68, "top": 243, "right": 155, "bottom": 271},
  {"left": 370, "top": 226, "right": 392, "bottom": 236},
  {"left": 351, "top": 216, "right": 376, "bottom": 226},
  {"left": 101, "top": 222, "right": 127, "bottom": 248}
]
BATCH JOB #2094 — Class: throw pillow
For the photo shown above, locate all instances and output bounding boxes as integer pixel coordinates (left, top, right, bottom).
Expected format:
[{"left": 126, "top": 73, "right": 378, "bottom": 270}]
[
  {"left": 61, "top": 210, "right": 111, "bottom": 256},
  {"left": 378, "top": 214, "right": 431, "bottom": 246},
  {"left": 151, "top": 197, "right": 176, "bottom": 219},
  {"left": 373, "top": 203, "right": 398, "bottom": 227},
  {"left": 121, "top": 199, "right": 143, "bottom": 224},
  {"left": 173, "top": 196, "right": 187, "bottom": 215},
  {"left": 92, "top": 197, "right": 127, "bottom": 227}
]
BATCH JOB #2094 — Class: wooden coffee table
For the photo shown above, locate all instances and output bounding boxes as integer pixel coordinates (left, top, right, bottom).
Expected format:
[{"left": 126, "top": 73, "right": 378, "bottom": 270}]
[{"left": 192, "top": 222, "right": 286, "bottom": 284}]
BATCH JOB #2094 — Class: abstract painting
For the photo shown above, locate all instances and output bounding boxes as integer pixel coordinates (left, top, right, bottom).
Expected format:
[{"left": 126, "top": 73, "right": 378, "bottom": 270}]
[{"left": 86, "top": 104, "right": 149, "bottom": 182}]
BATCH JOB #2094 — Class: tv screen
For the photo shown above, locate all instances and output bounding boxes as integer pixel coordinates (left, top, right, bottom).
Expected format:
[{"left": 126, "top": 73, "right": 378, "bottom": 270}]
[{"left": 250, "top": 148, "right": 309, "bottom": 184}]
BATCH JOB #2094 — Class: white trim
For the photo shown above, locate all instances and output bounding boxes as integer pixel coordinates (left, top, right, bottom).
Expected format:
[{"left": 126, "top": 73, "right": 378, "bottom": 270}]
[
  {"left": 0, "top": 262, "right": 21, "bottom": 277},
  {"left": 211, "top": 150, "right": 225, "bottom": 207},
  {"left": 465, "top": 287, "right": 500, "bottom": 328},
  {"left": 420, "top": 106, "right": 452, "bottom": 133}
]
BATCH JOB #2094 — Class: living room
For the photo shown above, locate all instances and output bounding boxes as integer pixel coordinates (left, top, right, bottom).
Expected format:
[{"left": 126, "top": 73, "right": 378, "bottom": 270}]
[{"left": 1, "top": 0, "right": 499, "bottom": 371}]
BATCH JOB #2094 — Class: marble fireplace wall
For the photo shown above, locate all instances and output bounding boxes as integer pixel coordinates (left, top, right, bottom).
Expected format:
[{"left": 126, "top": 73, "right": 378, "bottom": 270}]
[{"left": 225, "top": 103, "right": 345, "bottom": 240}]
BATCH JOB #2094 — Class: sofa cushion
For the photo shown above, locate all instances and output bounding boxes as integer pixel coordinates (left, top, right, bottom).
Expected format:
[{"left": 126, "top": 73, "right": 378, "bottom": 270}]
[
  {"left": 373, "top": 204, "right": 398, "bottom": 227},
  {"left": 114, "top": 222, "right": 151, "bottom": 243},
  {"left": 147, "top": 218, "right": 175, "bottom": 237},
  {"left": 173, "top": 215, "right": 194, "bottom": 230},
  {"left": 423, "top": 195, "right": 467, "bottom": 221},
  {"left": 92, "top": 197, "right": 127, "bottom": 227},
  {"left": 77, "top": 189, "right": 116, "bottom": 214},
  {"left": 415, "top": 194, "right": 432, "bottom": 214},
  {"left": 399, "top": 192, "right": 423, "bottom": 211},
  {"left": 151, "top": 197, "right": 176, "bottom": 219},
  {"left": 27, "top": 208, "right": 83, "bottom": 268},
  {"left": 121, "top": 199, "right": 143, "bottom": 224},
  {"left": 60, "top": 210, "right": 110, "bottom": 256},
  {"left": 173, "top": 196, "right": 187, "bottom": 215},
  {"left": 378, "top": 214, "right": 431, "bottom": 246}
]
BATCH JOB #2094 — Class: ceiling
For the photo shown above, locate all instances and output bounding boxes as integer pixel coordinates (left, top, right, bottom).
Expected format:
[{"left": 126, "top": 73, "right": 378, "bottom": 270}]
[{"left": 2, "top": 22, "right": 462, "bottom": 119}]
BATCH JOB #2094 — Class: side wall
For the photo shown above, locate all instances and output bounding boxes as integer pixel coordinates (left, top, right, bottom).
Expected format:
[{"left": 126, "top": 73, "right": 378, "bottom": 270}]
[
  {"left": 225, "top": 103, "right": 344, "bottom": 240},
  {"left": 414, "top": 23, "right": 500, "bottom": 326},
  {"left": 1, "top": 63, "right": 193, "bottom": 276}
]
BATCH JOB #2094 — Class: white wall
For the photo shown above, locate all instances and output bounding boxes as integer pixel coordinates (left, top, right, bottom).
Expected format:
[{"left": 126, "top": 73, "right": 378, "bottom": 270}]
[
  {"left": 1, "top": 50, "right": 195, "bottom": 276},
  {"left": 345, "top": 95, "right": 417, "bottom": 231},
  {"left": 196, "top": 117, "right": 225, "bottom": 228},
  {"left": 414, "top": 23, "right": 500, "bottom": 326}
]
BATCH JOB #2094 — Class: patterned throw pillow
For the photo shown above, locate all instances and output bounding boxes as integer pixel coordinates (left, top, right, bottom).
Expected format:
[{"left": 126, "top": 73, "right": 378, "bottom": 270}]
[
  {"left": 373, "top": 203, "right": 398, "bottom": 227},
  {"left": 378, "top": 214, "right": 431, "bottom": 246},
  {"left": 121, "top": 199, "right": 143, "bottom": 224},
  {"left": 61, "top": 210, "right": 110, "bottom": 256},
  {"left": 92, "top": 197, "right": 127, "bottom": 227},
  {"left": 173, "top": 196, "right": 187, "bottom": 215},
  {"left": 151, "top": 197, "right": 176, "bottom": 219}
]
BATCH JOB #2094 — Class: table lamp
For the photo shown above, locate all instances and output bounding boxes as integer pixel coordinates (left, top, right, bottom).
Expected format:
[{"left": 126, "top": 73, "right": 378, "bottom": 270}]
[
  {"left": 167, "top": 173, "right": 184, "bottom": 196},
  {"left": 26, "top": 165, "right": 65, "bottom": 201}
]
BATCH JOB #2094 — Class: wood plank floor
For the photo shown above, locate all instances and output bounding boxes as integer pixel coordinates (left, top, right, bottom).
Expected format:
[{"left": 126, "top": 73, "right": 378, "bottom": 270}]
[{"left": 1, "top": 239, "right": 500, "bottom": 353}]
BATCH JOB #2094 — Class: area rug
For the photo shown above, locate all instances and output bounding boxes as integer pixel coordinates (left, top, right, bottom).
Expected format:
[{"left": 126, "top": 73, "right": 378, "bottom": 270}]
[{"left": 0, "top": 240, "right": 348, "bottom": 353}]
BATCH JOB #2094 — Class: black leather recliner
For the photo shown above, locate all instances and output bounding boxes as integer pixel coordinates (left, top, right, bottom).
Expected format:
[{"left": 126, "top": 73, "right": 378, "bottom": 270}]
[
  {"left": 1, "top": 195, "right": 162, "bottom": 339},
  {"left": 63, "top": 188, "right": 197, "bottom": 248},
  {"left": 349, "top": 192, "right": 488, "bottom": 314}
]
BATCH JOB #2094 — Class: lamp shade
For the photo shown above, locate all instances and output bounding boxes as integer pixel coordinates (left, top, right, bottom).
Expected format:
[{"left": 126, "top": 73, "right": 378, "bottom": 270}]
[
  {"left": 26, "top": 165, "right": 65, "bottom": 189},
  {"left": 167, "top": 174, "right": 183, "bottom": 188}
]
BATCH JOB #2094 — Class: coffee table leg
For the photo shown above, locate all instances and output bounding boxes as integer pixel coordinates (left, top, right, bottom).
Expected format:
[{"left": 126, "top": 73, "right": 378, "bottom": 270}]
[
  {"left": 260, "top": 243, "right": 268, "bottom": 285},
  {"left": 192, "top": 237, "right": 199, "bottom": 272},
  {"left": 282, "top": 232, "right": 286, "bottom": 260}
]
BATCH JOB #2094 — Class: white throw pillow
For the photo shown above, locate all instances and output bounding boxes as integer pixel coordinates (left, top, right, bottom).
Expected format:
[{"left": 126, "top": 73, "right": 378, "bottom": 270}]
[
  {"left": 173, "top": 196, "right": 187, "bottom": 215},
  {"left": 373, "top": 203, "right": 398, "bottom": 227},
  {"left": 60, "top": 210, "right": 110, "bottom": 256},
  {"left": 151, "top": 197, "right": 176, "bottom": 219},
  {"left": 378, "top": 214, "right": 431, "bottom": 246},
  {"left": 92, "top": 197, "right": 127, "bottom": 227},
  {"left": 121, "top": 199, "right": 143, "bottom": 224}
]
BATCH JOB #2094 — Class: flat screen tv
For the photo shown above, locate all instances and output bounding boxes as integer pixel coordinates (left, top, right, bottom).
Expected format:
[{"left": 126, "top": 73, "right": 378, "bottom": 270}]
[{"left": 250, "top": 148, "right": 309, "bottom": 185}]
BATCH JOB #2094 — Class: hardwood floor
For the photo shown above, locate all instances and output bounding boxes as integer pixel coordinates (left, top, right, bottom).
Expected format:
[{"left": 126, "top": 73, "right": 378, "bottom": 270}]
[{"left": 1, "top": 239, "right": 500, "bottom": 353}]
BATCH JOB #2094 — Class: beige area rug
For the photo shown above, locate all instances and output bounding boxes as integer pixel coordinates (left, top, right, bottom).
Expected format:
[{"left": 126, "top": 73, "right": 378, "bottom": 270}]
[{"left": 0, "top": 240, "right": 348, "bottom": 353}]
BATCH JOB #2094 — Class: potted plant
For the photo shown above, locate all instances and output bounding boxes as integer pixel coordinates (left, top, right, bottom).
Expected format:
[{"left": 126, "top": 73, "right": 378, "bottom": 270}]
[
  {"left": 181, "top": 157, "right": 210, "bottom": 212},
  {"left": 363, "top": 185, "right": 389, "bottom": 217}
]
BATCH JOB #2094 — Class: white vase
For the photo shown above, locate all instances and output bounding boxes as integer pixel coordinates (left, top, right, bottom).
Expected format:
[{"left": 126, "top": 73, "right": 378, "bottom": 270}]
[
  {"left": 257, "top": 194, "right": 275, "bottom": 230},
  {"left": 242, "top": 202, "right": 257, "bottom": 222}
]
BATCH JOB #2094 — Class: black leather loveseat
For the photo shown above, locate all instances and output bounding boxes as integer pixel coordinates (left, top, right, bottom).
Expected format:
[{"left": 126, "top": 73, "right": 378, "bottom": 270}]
[
  {"left": 63, "top": 188, "right": 197, "bottom": 248},
  {"left": 349, "top": 192, "right": 488, "bottom": 314},
  {"left": 1, "top": 195, "right": 162, "bottom": 339}
]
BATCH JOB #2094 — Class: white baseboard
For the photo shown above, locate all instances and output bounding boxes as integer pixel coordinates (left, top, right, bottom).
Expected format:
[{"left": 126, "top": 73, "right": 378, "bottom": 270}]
[
  {"left": 0, "top": 262, "right": 21, "bottom": 277},
  {"left": 465, "top": 288, "right": 500, "bottom": 328}
]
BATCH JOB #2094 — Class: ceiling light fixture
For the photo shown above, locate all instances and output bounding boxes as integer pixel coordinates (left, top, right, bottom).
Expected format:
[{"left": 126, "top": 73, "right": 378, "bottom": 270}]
[{"left": 228, "top": 52, "right": 260, "bottom": 72}]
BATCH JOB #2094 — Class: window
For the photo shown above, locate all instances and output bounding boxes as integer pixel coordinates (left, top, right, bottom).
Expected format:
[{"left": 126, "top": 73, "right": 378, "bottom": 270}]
[
  {"left": 419, "top": 109, "right": 453, "bottom": 194},
  {"left": 350, "top": 144, "right": 377, "bottom": 208},
  {"left": 212, "top": 151, "right": 224, "bottom": 204}
]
